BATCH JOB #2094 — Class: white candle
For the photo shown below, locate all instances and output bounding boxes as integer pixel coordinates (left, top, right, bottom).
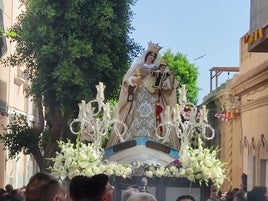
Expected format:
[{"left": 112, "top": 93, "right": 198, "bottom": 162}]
[
  {"left": 175, "top": 104, "right": 181, "bottom": 121},
  {"left": 176, "top": 104, "right": 180, "bottom": 112},
  {"left": 113, "top": 103, "right": 119, "bottom": 119},
  {"left": 190, "top": 107, "right": 196, "bottom": 123},
  {"left": 105, "top": 103, "right": 110, "bottom": 118},
  {"left": 81, "top": 100, "right": 86, "bottom": 118},
  {"left": 98, "top": 82, "right": 104, "bottom": 100},
  {"left": 87, "top": 102, "right": 92, "bottom": 117},
  {"left": 202, "top": 105, "right": 206, "bottom": 115},
  {"left": 202, "top": 105, "right": 207, "bottom": 122},
  {"left": 182, "top": 85, "right": 186, "bottom": 96},
  {"left": 181, "top": 85, "right": 186, "bottom": 103},
  {"left": 166, "top": 106, "right": 171, "bottom": 122}
]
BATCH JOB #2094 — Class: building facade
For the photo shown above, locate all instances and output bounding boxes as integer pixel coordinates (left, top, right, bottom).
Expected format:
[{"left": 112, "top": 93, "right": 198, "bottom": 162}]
[
  {"left": 203, "top": 0, "right": 268, "bottom": 191},
  {"left": 232, "top": 35, "right": 268, "bottom": 189},
  {"left": 0, "top": 0, "right": 38, "bottom": 189}
]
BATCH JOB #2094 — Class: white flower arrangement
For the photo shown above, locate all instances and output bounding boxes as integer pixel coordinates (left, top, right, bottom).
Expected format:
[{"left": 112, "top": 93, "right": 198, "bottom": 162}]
[
  {"left": 129, "top": 139, "right": 226, "bottom": 190},
  {"left": 50, "top": 137, "right": 226, "bottom": 190},
  {"left": 49, "top": 140, "right": 132, "bottom": 180},
  {"left": 178, "top": 138, "right": 227, "bottom": 190}
]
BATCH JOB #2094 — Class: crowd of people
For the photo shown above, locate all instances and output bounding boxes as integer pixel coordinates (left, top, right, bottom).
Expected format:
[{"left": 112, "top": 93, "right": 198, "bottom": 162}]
[
  {"left": 209, "top": 186, "right": 268, "bottom": 201},
  {"left": 0, "top": 184, "right": 25, "bottom": 201},
  {"left": 0, "top": 172, "right": 153, "bottom": 201},
  {"left": 1, "top": 172, "right": 267, "bottom": 201}
]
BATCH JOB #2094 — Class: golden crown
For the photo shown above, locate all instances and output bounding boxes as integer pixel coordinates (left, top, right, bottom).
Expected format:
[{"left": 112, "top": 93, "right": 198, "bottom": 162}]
[
  {"left": 147, "top": 41, "right": 162, "bottom": 54},
  {"left": 160, "top": 59, "right": 167, "bottom": 66}
]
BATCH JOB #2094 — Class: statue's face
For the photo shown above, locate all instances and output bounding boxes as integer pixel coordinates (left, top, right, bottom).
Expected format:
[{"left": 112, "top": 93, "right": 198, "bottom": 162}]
[
  {"left": 146, "top": 52, "right": 156, "bottom": 63},
  {"left": 160, "top": 65, "right": 166, "bottom": 72}
]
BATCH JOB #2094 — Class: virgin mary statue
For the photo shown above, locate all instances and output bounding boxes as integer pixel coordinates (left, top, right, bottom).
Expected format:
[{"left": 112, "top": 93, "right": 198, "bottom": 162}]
[{"left": 106, "top": 42, "right": 179, "bottom": 150}]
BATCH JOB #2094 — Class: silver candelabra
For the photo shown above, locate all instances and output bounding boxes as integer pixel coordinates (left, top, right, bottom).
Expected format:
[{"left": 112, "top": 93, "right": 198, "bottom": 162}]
[
  {"left": 69, "top": 82, "right": 127, "bottom": 147},
  {"left": 155, "top": 85, "right": 215, "bottom": 146},
  {"left": 70, "top": 82, "right": 215, "bottom": 148}
]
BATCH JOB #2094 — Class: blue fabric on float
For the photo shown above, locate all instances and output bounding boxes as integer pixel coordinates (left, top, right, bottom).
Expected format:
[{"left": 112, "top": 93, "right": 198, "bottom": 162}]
[{"left": 104, "top": 137, "right": 179, "bottom": 159}]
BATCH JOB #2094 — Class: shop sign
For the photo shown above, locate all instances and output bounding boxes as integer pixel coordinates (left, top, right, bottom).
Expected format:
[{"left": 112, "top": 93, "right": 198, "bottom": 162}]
[{"left": 243, "top": 27, "right": 264, "bottom": 45}]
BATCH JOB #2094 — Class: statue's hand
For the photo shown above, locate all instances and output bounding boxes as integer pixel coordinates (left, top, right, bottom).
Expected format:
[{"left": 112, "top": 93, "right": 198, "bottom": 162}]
[{"left": 133, "top": 77, "right": 142, "bottom": 86}]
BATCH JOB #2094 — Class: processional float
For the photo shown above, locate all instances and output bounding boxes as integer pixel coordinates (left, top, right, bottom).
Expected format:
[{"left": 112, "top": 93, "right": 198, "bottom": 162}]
[
  {"left": 70, "top": 82, "right": 215, "bottom": 165},
  {"left": 68, "top": 82, "right": 220, "bottom": 201}
]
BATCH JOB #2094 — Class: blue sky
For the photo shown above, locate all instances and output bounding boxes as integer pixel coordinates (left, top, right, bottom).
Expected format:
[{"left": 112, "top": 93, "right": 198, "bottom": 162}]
[{"left": 130, "top": 0, "right": 250, "bottom": 104}]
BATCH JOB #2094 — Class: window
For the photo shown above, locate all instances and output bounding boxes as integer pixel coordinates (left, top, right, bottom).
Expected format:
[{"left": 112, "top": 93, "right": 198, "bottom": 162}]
[{"left": 0, "top": 9, "right": 7, "bottom": 58}]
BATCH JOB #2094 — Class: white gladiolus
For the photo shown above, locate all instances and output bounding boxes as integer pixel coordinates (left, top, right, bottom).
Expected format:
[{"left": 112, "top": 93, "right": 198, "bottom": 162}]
[
  {"left": 145, "top": 171, "right": 153, "bottom": 178},
  {"left": 49, "top": 137, "right": 227, "bottom": 191}
]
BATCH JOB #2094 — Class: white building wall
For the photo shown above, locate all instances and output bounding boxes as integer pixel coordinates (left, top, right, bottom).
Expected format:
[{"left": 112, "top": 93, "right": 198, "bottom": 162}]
[{"left": 0, "top": 0, "right": 38, "bottom": 189}]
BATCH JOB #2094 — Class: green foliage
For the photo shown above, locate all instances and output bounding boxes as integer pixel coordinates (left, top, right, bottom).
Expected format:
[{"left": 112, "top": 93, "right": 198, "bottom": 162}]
[
  {"left": 1, "top": 0, "right": 140, "bottom": 170},
  {"left": 0, "top": 114, "right": 41, "bottom": 159},
  {"left": 0, "top": 27, "right": 18, "bottom": 39},
  {"left": 0, "top": 27, "right": 3, "bottom": 38},
  {"left": 162, "top": 50, "right": 200, "bottom": 104},
  {"left": 6, "top": 0, "right": 139, "bottom": 112},
  {"left": 5, "top": 30, "right": 20, "bottom": 38}
]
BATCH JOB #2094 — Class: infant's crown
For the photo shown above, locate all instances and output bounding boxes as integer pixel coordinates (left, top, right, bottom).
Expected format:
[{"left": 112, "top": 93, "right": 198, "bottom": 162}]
[{"left": 160, "top": 59, "right": 167, "bottom": 66}]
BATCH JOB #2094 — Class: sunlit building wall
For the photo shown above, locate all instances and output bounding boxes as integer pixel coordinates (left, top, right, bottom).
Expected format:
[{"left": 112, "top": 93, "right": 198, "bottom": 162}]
[
  {"left": 0, "top": 0, "right": 38, "bottom": 189},
  {"left": 232, "top": 36, "right": 268, "bottom": 190},
  {"left": 203, "top": 0, "right": 268, "bottom": 192}
]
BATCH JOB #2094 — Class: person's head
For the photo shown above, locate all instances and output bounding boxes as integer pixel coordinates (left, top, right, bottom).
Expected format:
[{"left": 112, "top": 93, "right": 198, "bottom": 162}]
[
  {"left": 233, "top": 190, "right": 246, "bottom": 201},
  {"left": 159, "top": 64, "right": 166, "bottom": 72},
  {"left": 159, "top": 59, "right": 167, "bottom": 72},
  {"left": 25, "top": 172, "right": 66, "bottom": 201},
  {"left": 88, "top": 173, "right": 114, "bottom": 201},
  {"left": 247, "top": 186, "right": 267, "bottom": 201},
  {"left": 232, "top": 188, "right": 239, "bottom": 195},
  {"left": 144, "top": 42, "right": 162, "bottom": 64},
  {"left": 176, "top": 195, "right": 195, "bottom": 201},
  {"left": 144, "top": 51, "right": 157, "bottom": 64},
  {"left": 126, "top": 192, "right": 157, "bottom": 201},
  {"left": 10, "top": 189, "right": 25, "bottom": 201},
  {"left": 0, "top": 188, "right": 6, "bottom": 197},
  {"left": 69, "top": 175, "right": 91, "bottom": 201},
  {"left": 5, "top": 184, "right": 13, "bottom": 193},
  {"left": 122, "top": 187, "right": 139, "bottom": 201}
]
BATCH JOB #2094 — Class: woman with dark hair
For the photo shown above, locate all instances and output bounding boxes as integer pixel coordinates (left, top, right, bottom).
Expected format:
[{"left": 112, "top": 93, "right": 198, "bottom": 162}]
[{"left": 107, "top": 42, "right": 179, "bottom": 149}]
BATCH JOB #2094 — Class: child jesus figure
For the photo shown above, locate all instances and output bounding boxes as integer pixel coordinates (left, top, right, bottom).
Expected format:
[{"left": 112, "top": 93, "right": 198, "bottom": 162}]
[{"left": 151, "top": 60, "right": 170, "bottom": 89}]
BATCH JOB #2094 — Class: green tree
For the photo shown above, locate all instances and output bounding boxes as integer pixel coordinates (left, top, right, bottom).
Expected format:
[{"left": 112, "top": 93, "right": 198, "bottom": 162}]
[
  {"left": 1, "top": 0, "right": 140, "bottom": 171},
  {"left": 0, "top": 114, "right": 46, "bottom": 170},
  {"left": 162, "top": 50, "right": 199, "bottom": 104}
]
